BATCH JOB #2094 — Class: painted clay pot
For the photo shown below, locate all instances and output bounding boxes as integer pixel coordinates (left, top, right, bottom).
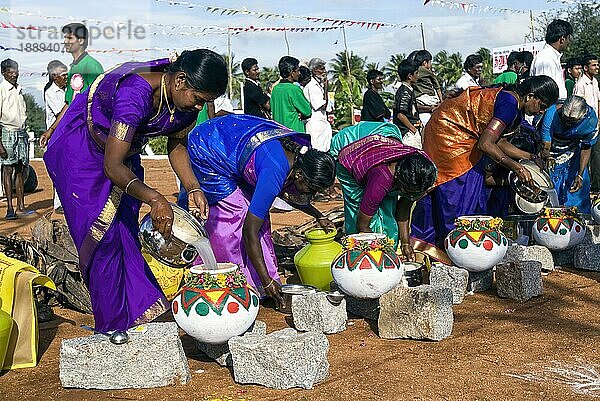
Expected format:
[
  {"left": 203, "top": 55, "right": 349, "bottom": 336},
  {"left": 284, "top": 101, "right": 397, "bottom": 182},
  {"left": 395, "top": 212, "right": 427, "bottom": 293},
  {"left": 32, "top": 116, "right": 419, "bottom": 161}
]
[
  {"left": 592, "top": 197, "right": 600, "bottom": 224},
  {"left": 172, "top": 263, "right": 259, "bottom": 344},
  {"left": 294, "top": 228, "right": 342, "bottom": 291},
  {"left": 331, "top": 233, "right": 403, "bottom": 299},
  {"left": 444, "top": 216, "right": 508, "bottom": 272},
  {"left": 532, "top": 207, "right": 586, "bottom": 250}
]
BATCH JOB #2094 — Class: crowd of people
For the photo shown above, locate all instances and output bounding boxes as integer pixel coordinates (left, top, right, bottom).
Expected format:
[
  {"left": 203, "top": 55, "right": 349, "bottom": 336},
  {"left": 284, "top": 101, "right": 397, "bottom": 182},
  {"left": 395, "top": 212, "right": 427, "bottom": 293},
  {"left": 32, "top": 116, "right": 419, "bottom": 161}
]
[{"left": 0, "top": 18, "right": 596, "bottom": 331}]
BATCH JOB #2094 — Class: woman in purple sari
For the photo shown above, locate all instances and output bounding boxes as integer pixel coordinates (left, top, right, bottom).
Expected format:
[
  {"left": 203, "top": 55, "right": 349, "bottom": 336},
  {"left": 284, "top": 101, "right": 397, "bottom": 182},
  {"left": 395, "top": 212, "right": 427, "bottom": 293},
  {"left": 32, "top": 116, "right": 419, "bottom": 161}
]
[
  {"left": 42, "top": 50, "right": 228, "bottom": 331},
  {"left": 187, "top": 114, "right": 336, "bottom": 305}
]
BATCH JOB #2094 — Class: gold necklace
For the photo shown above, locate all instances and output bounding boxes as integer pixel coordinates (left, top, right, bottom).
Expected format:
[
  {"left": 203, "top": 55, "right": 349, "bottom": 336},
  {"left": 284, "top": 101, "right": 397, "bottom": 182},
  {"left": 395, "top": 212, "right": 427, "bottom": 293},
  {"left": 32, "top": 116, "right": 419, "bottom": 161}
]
[{"left": 152, "top": 74, "right": 176, "bottom": 123}]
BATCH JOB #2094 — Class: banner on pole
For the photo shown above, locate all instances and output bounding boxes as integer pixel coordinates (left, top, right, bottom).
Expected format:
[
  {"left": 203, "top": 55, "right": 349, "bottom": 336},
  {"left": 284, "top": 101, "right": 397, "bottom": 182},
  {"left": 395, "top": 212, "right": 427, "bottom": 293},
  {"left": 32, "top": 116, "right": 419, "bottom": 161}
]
[{"left": 492, "top": 41, "right": 545, "bottom": 74}]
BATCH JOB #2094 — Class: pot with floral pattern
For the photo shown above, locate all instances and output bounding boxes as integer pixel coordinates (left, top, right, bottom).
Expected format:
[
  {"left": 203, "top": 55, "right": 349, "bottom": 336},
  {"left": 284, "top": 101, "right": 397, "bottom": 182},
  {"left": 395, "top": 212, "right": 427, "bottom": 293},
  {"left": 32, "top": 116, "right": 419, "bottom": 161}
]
[
  {"left": 444, "top": 216, "right": 508, "bottom": 272},
  {"left": 592, "top": 196, "right": 600, "bottom": 224},
  {"left": 171, "top": 262, "right": 259, "bottom": 344},
  {"left": 532, "top": 207, "right": 586, "bottom": 250},
  {"left": 331, "top": 233, "right": 403, "bottom": 299}
]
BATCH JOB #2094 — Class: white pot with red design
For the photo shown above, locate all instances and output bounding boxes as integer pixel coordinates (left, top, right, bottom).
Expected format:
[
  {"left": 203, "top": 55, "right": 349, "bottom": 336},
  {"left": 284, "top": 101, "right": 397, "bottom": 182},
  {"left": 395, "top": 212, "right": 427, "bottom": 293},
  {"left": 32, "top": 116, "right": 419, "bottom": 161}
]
[
  {"left": 532, "top": 207, "right": 586, "bottom": 250},
  {"left": 444, "top": 216, "right": 508, "bottom": 272},
  {"left": 330, "top": 233, "right": 404, "bottom": 299},
  {"left": 171, "top": 263, "right": 259, "bottom": 344}
]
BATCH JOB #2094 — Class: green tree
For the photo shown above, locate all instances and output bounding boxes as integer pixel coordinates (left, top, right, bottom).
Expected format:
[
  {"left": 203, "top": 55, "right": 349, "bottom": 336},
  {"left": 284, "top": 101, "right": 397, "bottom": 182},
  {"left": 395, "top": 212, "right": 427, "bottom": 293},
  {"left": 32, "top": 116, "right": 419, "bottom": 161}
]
[
  {"left": 476, "top": 47, "right": 493, "bottom": 85},
  {"left": 222, "top": 53, "right": 244, "bottom": 106},
  {"left": 382, "top": 53, "right": 406, "bottom": 86},
  {"left": 330, "top": 51, "right": 367, "bottom": 129},
  {"left": 23, "top": 93, "right": 45, "bottom": 136},
  {"left": 534, "top": 4, "right": 600, "bottom": 59},
  {"left": 259, "top": 66, "right": 280, "bottom": 90},
  {"left": 433, "top": 50, "right": 463, "bottom": 88}
]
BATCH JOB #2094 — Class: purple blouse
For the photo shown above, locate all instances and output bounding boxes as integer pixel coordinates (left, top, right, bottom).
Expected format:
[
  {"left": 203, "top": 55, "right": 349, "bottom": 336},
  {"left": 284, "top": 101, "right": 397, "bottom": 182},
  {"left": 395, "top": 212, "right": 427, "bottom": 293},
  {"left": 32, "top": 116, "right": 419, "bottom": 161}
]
[
  {"left": 86, "top": 59, "right": 198, "bottom": 154},
  {"left": 360, "top": 164, "right": 395, "bottom": 216}
]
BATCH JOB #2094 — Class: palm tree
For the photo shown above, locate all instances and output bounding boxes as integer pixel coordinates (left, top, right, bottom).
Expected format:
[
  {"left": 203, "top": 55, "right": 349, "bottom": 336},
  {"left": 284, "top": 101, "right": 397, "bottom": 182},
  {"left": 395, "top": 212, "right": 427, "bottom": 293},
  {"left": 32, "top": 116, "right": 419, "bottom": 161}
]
[
  {"left": 476, "top": 47, "right": 493, "bottom": 85},
  {"left": 433, "top": 50, "right": 463, "bottom": 89},
  {"left": 382, "top": 53, "right": 405, "bottom": 87},
  {"left": 221, "top": 53, "right": 244, "bottom": 105},
  {"left": 330, "top": 51, "right": 367, "bottom": 90},
  {"left": 330, "top": 51, "right": 367, "bottom": 129},
  {"left": 259, "top": 66, "right": 280, "bottom": 88},
  {"left": 365, "top": 62, "right": 380, "bottom": 74}
]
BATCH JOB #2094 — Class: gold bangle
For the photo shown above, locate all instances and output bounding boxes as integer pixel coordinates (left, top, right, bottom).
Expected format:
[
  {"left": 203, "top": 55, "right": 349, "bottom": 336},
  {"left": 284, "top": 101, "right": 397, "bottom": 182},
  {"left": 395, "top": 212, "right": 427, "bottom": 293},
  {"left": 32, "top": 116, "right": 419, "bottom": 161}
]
[
  {"left": 263, "top": 279, "right": 275, "bottom": 290},
  {"left": 577, "top": 174, "right": 583, "bottom": 180},
  {"left": 124, "top": 177, "right": 140, "bottom": 194},
  {"left": 187, "top": 188, "right": 202, "bottom": 195}
]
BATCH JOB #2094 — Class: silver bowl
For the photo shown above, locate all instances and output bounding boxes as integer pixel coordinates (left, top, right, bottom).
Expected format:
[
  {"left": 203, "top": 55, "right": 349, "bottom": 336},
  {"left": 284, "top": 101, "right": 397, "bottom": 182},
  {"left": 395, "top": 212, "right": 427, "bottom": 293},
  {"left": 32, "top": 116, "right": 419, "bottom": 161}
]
[
  {"left": 139, "top": 203, "right": 208, "bottom": 268},
  {"left": 279, "top": 284, "right": 317, "bottom": 314},
  {"left": 508, "top": 159, "right": 553, "bottom": 204}
]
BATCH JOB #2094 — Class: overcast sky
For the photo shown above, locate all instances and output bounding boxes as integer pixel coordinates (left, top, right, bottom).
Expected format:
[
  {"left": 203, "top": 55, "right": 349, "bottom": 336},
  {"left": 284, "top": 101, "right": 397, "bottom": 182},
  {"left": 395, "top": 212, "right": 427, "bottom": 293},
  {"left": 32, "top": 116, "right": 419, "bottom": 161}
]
[{"left": 0, "top": 0, "right": 570, "bottom": 102}]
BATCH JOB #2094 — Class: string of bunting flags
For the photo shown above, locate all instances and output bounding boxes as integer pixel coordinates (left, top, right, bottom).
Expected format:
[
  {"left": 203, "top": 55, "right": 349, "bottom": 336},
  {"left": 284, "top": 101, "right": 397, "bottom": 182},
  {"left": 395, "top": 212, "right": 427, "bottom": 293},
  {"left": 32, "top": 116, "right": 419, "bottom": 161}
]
[
  {"left": 423, "top": 0, "right": 529, "bottom": 14},
  {"left": 154, "top": 0, "right": 418, "bottom": 30}
]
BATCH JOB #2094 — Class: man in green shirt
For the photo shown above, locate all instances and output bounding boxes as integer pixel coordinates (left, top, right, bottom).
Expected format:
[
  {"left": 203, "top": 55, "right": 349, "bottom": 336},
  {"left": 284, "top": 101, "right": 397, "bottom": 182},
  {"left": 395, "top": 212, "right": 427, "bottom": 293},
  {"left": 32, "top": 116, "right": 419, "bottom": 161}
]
[
  {"left": 62, "top": 23, "right": 103, "bottom": 104},
  {"left": 493, "top": 51, "right": 524, "bottom": 85},
  {"left": 270, "top": 56, "right": 311, "bottom": 133},
  {"left": 565, "top": 57, "right": 582, "bottom": 97}
]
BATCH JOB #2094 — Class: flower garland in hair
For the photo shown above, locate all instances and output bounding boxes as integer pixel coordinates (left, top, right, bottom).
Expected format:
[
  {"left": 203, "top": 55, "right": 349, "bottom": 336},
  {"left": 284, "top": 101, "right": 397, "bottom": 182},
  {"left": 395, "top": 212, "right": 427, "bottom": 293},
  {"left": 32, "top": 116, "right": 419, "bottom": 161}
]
[
  {"left": 454, "top": 217, "right": 503, "bottom": 231},
  {"left": 184, "top": 269, "right": 247, "bottom": 290},
  {"left": 341, "top": 235, "right": 396, "bottom": 253}
]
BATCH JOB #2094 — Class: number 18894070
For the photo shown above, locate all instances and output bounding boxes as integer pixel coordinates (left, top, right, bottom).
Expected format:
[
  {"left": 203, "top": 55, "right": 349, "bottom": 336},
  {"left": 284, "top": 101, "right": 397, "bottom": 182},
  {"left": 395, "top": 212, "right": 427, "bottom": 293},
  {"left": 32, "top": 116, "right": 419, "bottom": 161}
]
[{"left": 19, "top": 43, "right": 65, "bottom": 52}]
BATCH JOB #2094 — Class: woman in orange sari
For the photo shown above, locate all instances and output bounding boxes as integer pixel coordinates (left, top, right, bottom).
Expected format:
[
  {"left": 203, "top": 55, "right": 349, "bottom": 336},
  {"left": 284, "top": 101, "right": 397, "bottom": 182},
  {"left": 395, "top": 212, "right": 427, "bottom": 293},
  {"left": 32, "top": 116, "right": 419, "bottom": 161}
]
[{"left": 411, "top": 76, "right": 559, "bottom": 248}]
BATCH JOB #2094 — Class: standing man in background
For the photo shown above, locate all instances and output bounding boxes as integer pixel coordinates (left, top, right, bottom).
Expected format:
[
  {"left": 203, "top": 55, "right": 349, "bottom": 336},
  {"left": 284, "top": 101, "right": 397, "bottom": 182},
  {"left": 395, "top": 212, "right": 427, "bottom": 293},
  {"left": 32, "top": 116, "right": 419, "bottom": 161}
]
[
  {"left": 530, "top": 19, "right": 573, "bottom": 100},
  {"left": 242, "top": 57, "right": 270, "bottom": 118},
  {"left": 271, "top": 56, "right": 311, "bottom": 133},
  {"left": 0, "top": 59, "right": 27, "bottom": 220},
  {"left": 40, "top": 23, "right": 103, "bottom": 147},
  {"left": 44, "top": 60, "right": 68, "bottom": 214},
  {"left": 62, "top": 23, "right": 103, "bottom": 105},
  {"left": 303, "top": 58, "right": 332, "bottom": 152},
  {"left": 574, "top": 54, "right": 600, "bottom": 193},
  {"left": 361, "top": 69, "right": 390, "bottom": 122}
]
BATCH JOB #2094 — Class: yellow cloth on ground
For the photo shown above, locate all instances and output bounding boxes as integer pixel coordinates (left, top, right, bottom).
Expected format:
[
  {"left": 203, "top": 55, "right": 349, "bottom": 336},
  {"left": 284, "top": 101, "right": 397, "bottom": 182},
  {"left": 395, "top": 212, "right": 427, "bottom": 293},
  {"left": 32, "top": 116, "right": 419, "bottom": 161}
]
[{"left": 0, "top": 253, "right": 55, "bottom": 370}]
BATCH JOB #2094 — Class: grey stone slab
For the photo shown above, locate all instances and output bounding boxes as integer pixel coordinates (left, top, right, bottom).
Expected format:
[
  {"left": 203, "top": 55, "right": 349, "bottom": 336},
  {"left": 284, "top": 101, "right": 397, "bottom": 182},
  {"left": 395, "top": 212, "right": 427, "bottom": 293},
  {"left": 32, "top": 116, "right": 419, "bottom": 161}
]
[
  {"left": 197, "top": 320, "right": 267, "bottom": 367},
  {"left": 551, "top": 228, "right": 593, "bottom": 268},
  {"left": 495, "top": 261, "right": 543, "bottom": 302},
  {"left": 228, "top": 328, "right": 329, "bottom": 389},
  {"left": 330, "top": 281, "right": 380, "bottom": 320},
  {"left": 467, "top": 269, "right": 494, "bottom": 293},
  {"left": 503, "top": 244, "right": 555, "bottom": 272},
  {"left": 292, "top": 292, "right": 347, "bottom": 334},
  {"left": 574, "top": 244, "right": 600, "bottom": 271},
  {"left": 586, "top": 224, "right": 600, "bottom": 244},
  {"left": 59, "top": 322, "right": 190, "bottom": 389},
  {"left": 378, "top": 285, "right": 453, "bottom": 341},
  {"left": 429, "top": 264, "right": 469, "bottom": 304}
]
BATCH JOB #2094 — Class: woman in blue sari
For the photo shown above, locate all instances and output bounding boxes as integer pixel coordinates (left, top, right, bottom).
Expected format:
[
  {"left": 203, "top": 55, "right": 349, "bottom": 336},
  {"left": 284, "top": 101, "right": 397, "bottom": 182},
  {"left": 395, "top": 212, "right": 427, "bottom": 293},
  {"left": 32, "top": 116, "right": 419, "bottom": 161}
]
[
  {"left": 540, "top": 95, "right": 598, "bottom": 213},
  {"left": 187, "top": 114, "right": 336, "bottom": 305}
]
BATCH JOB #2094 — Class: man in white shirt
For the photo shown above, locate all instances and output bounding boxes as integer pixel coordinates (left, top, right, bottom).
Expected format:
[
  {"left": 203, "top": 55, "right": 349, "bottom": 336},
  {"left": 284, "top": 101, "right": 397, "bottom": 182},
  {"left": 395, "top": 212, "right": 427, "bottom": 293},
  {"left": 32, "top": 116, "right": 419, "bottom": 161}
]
[
  {"left": 530, "top": 19, "right": 573, "bottom": 100},
  {"left": 43, "top": 60, "right": 68, "bottom": 213},
  {"left": 574, "top": 53, "right": 600, "bottom": 192},
  {"left": 455, "top": 54, "right": 483, "bottom": 90},
  {"left": 0, "top": 59, "right": 27, "bottom": 220},
  {"left": 303, "top": 58, "right": 332, "bottom": 152}
]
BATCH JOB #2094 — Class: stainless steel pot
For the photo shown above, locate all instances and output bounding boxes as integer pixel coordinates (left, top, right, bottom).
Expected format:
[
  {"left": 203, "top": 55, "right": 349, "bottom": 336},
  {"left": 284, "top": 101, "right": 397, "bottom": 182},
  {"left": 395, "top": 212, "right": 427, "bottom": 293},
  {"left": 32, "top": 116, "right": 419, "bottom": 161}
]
[
  {"left": 139, "top": 203, "right": 208, "bottom": 268},
  {"left": 508, "top": 159, "right": 553, "bottom": 204}
]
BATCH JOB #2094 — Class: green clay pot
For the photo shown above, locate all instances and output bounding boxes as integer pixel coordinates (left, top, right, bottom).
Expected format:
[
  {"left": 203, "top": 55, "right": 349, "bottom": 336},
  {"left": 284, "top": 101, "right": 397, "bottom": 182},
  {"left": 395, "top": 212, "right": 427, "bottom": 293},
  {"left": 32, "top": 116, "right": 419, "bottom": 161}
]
[
  {"left": 293, "top": 228, "right": 342, "bottom": 291},
  {"left": 0, "top": 309, "right": 13, "bottom": 368}
]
